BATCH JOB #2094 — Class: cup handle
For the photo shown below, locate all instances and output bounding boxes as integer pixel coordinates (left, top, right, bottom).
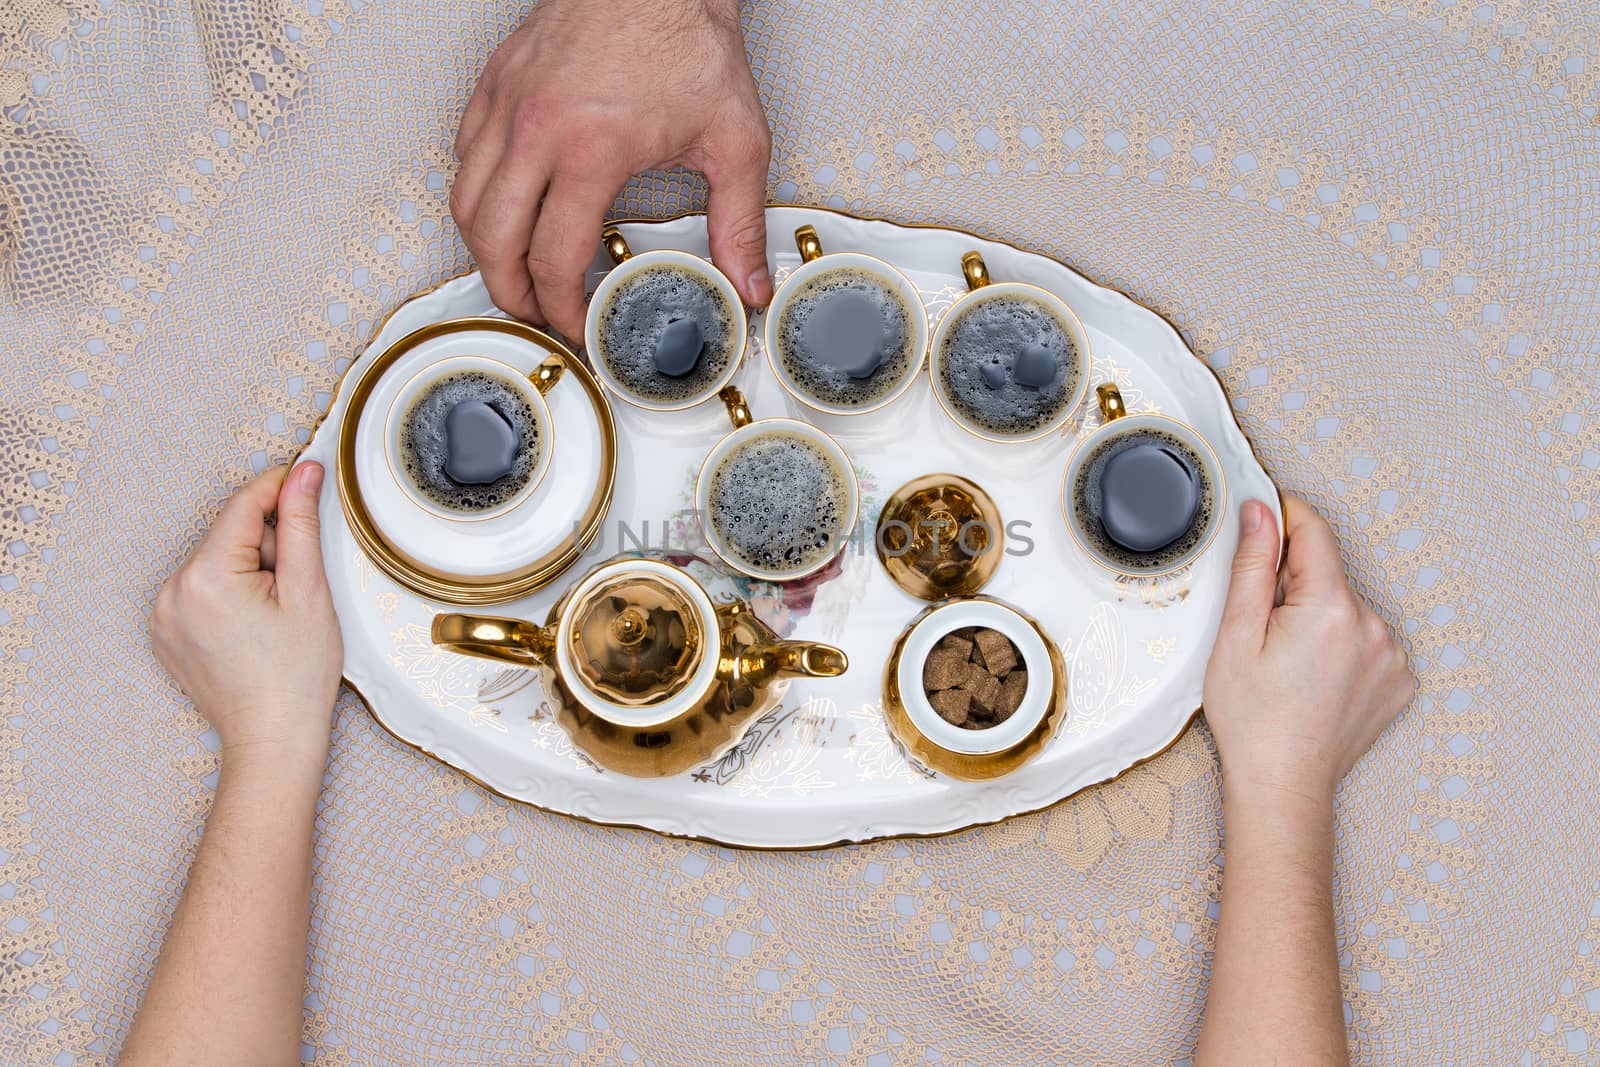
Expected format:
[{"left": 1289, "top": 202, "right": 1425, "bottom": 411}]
[
  {"left": 602, "top": 227, "right": 632, "bottom": 264},
  {"left": 432, "top": 613, "right": 555, "bottom": 668},
  {"left": 530, "top": 354, "right": 566, "bottom": 395},
  {"left": 1096, "top": 382, "right": 1127, "bottom": 421},
  {"left": 794, "top": 224, "right": 824, "bottom": 263},
  {"left": 960, "top": 251, "right": 991, "bottom": 291},
  {"left": 718, "top": 385, "right": 753, "bottom": 429}
]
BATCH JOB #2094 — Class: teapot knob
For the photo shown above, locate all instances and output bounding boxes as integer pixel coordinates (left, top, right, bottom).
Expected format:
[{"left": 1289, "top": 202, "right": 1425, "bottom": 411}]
[{"left": 610, "top": 606, "right": 650, "bottom": 647}]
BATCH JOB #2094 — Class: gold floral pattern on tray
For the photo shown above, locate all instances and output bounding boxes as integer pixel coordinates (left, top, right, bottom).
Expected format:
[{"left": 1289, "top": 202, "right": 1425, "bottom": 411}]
[
  {"left": 387, "top": 622, "right": 496, "bottom": 719},
  {"left": 841, "top": 702, "right": 936, "bottom": 783},
  {"left": 1060, "top": 601, "right": 1159, "bottom": 737},
  {"left": 528, "top": 697, "right": 605, "bottom": 774},
  {"left": 692, "top": 695, "right": 838, "bottom": 798}
]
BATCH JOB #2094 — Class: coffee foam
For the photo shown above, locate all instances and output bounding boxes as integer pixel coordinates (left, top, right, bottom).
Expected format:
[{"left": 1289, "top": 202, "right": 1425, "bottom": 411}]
[
  {"left": 775, "top": 266, "right": 913, "bottom": 408},
  {"left": 1072, "top": 427, "right": 1214, "bottom": 570},
  {"left": 597, "top": 265, "right": 735, "bottom": 403},
  {"left": 938, "top": 294, "right": 1082, "bottom": 435},
  {"left": 708, "top": 430, "right": 851, "bottom": 575},
  {"left": 400, "top": 370, "right": 541, "bottom": 513}
]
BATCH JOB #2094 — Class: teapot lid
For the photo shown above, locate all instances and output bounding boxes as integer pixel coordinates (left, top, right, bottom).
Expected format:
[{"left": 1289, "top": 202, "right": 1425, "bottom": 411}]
[{"left": 564, "top": 569, "right": 706, "bottom": 707}]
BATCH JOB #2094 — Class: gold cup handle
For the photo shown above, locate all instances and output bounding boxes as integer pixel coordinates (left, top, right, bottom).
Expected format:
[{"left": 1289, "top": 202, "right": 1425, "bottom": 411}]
[
  {"left": 530, "top": 353, "right": 565, "bottom": 395},
  {"left": 794, "top": 224, "right": 824, "bottom": 263},
  {"left": 1095, "top": 382, "right": 1128, "bottom": 421},
  {"left": 718, "top": 384, "right": 753, "bottom": 429},
  {"left": 602, "top": 227, "right": 632, "bottom": 265},
  {"left": 960, "top": 250, "right": 991, "bottom": 291},
  {"left": 432, "top": 613, "right": 556, "bottom": 668}
]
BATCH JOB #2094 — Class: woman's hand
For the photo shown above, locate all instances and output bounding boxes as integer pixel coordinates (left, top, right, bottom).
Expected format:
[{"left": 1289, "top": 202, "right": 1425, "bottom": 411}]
[
  {"left": 450, "top": 0, "right": 773, "bottom": 339},
  {"left": 1203, "top": 495, "right": 1415, "bottom": 803},
  {"left": 127, "top": 462, "right": 340, "bottom": 1066},
  {"left": 150, "top": 462, "right": 342, "bottom": 760},
  {"left": 1197, "top": 495, "right": 1412, "bottom": 1066}
]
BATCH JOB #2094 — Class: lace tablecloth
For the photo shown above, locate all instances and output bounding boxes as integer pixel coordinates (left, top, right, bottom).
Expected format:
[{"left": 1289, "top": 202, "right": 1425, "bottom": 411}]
[{"left": 3, "top": 1, "right": 1597, "bottom": 1063}]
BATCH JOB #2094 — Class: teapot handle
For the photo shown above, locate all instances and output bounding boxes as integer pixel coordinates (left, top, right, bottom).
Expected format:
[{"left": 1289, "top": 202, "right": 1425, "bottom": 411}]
[{"left": 431, "top": 613, "right": 555, "bottom": 668}]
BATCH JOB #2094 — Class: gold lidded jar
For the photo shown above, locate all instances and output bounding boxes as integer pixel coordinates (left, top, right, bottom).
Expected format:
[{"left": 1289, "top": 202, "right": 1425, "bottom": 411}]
[{"left": 882, "top": 595, "right": 1067, "bottom": 781}]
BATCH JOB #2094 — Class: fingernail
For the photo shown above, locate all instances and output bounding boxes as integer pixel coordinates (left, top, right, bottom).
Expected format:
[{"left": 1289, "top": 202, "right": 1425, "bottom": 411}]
[
  {"left": 747, "top": 269, "right": 772, "bottom": 306},
  {"left": 1241, "top": 500, "right": 1263, "bottom": 533},
  {"left": 300, "top": 462, "right": 325, "bottom": 495}
]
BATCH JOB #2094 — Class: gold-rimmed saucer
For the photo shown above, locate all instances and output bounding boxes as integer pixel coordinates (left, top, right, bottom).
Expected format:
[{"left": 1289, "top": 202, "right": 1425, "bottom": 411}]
[{"left": 335, "top": 316, "right": 617, "bottom": 605}]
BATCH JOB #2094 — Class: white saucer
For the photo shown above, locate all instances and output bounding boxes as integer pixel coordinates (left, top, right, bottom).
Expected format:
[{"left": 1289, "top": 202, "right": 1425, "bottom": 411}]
[{"left": 334, "top": 316, "right": 616, "bottom": 604}]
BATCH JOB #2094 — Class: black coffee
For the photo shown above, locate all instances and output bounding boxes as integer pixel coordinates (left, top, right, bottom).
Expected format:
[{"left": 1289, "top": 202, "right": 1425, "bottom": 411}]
[
  {"left": 400, "top": 370, "right": 541, "bottom": 513},
  {"left": 938, "top": 295, "right": 1082, "bottom": 436},
  {"left": 775, "top": 267, "right": 913, "bottom": 408},
  {"left": 597, "top": 265, "right": 736, "bottom": 403},
  {"left": 708, "top": 430, "right": 852, "bottom": 575},
  {"left": 1072, "top": 428, "right": 1212, "bottom": 570}
]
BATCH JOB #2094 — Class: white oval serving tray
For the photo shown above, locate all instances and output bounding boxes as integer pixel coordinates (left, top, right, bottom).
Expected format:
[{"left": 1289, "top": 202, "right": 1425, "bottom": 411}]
[{"left": 306, "top": 205, "right": 1280, "bottom": 849}]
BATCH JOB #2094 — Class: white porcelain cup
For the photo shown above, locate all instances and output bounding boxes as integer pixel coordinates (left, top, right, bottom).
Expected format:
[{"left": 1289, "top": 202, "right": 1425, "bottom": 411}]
[
  {"left": 383, "top": 352, "right": 559, "bottom": 523},
  {"left": 1060, "top": 382, "right": 1227, "bottom": 577},
  {"left": 762, "top": 224, "right": 928, "bottom": 418},
  {"left": 929, "top": 250, "right": 1091, "bottom": 444},
  {"left": 583, "top": 229, "right": 747, "bottom": 413},
  {"left": 695, "top": 385, "right": 861, "bottom": 583}
]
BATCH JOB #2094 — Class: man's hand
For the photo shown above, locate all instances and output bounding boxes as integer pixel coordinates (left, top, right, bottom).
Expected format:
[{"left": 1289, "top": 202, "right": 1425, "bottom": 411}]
[
  {"left": 450, "top": 0, "right": 773, "bottom": 339},
  {"left": 150, "top": 462, "right": 342, "bottom": 760},
  {"left": 1204, "top": 495, "right": 1415, "bottom": 802}
]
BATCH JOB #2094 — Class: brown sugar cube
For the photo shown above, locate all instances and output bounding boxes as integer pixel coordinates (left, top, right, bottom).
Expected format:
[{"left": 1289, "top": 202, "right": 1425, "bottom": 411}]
[
  {"left": 966, "top": 672, "right": 1003, "bottom": 716},
  {"left": 922, "top": 648, "right": 969, "bottom": 691},
  {"left": 973, "top": 628, "right": 1019, "bottom": 675},
  {"left": 997, "top": 670, "right": 1029, "bottom": 718},
  {"left": 958, "top": 658, "right": 992, "bottom": 690},
  {"left": 929, "top": 688, "right": 971, "bottom": 726},
  {"left": 936, "top": 631, "right": 975, "bottom": 661},
  {"left": 934, "top": 659, "right": 972, "bottom": 694}
]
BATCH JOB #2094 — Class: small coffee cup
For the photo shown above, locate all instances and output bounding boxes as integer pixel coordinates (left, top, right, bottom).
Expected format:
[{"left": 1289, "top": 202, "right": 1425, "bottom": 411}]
[
  {"left": 1060, "top": 382, "right": 1227, "bottom": 577},
  {"left": 695, "top": 385, "right": 861, "bottom": 582},
  {"left": 762, "top": 225, "right": 928, "bottom": 416},
  {"left": 929, "top": 251, "right": 1091, "bottom": 444},
  {"left": 583, "top": 229, "right": 747, "bottom": 412},
  {"left": 384, "top": 352, "right": 563, "bottom": 522}
]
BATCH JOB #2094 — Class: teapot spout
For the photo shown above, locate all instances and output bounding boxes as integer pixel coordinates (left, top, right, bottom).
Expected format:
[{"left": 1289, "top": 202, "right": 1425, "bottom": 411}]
[
  {"left": 432, "top": 613, "right": 555, "bottom": 668},
  {"left": 747, "top": 639, "right": 849, "bottom": 683}
]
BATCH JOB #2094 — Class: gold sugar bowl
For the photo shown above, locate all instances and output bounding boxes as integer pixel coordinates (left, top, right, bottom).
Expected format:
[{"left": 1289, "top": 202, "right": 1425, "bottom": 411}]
[
  {"left": 431, "top": 556, "right": 849, "bottom": 777},
  {"left": 882, "top": 595, "right": 1066, "bottom": 781}
]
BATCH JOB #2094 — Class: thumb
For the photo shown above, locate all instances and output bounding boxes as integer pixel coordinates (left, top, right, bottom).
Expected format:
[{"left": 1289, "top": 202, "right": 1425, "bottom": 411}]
[
  {"left": 1218, "top": 498, "right": 1281, "bottom": 647},
  {"left": 274, "top": 461, "right": 329, "bottom": 603},
  {"left": 703, "top": 122, "right": 773, "bottom": 306}
]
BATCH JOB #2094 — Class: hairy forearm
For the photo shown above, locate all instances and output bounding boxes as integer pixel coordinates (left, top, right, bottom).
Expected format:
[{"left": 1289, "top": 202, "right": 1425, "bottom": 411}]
[
  {"left": 1194, "top": 780, "right": 1348, "bottom": 1067},
  {"left": 556, "top": 0, "right": 742, "bottom": 29},
  {"left": 121, "top": 737, "right": 326, "bottom": 1066}
]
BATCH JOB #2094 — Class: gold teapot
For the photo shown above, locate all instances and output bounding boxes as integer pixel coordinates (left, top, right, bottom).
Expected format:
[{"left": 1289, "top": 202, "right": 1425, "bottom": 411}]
[{"left": 431, "top": 556, "right": 848, "bottom": 777}]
